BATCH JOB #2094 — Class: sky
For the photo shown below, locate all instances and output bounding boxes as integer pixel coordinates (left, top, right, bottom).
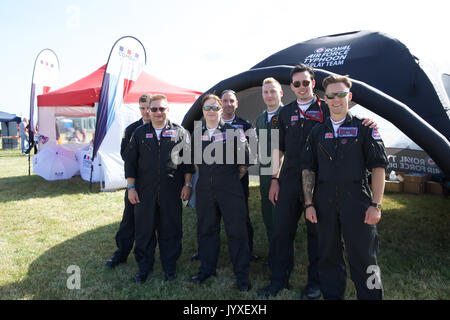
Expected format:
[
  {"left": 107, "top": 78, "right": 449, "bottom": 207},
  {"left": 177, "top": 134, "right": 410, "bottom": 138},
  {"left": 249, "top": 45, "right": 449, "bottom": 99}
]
[{"left": 0, "top": 0, "right": 449, "bottom": 118}]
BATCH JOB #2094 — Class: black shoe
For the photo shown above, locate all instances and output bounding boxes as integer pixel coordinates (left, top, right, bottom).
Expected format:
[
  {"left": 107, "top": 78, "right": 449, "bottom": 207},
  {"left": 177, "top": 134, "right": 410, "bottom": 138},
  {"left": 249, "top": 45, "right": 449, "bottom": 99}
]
[
  {"left": 190, "top": 272, "right": 215, "bottom": 284},
  {"left": 191, "top": 252, "right": 200, "bottom": 261},
  {"left": 133, "top": 273, "right": 148, "bottom": 284},
  {"left": 300, "top": 285, "right": 321, "bottom": 300},
  {"left": 249, "top": 253, "right": 259, "bottom": 262},
  {"left": 105, "top": 257, "right": 126, "bottom": 269},
  {"left": 257, "top": 283, "right": 285, "bottom": 297},
  {"left": 237, "top": 281, "right": 252, "bottom": 292},
  {"left": 164, "top": 273, "right": 177, "bottom": 281}
]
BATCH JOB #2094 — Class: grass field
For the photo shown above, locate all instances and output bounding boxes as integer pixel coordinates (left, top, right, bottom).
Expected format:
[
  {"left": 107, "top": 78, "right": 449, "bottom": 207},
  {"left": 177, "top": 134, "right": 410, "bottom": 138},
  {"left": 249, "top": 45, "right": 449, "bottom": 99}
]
[{"left": 0, "top": 149, "right": 449, "bottom": 300}]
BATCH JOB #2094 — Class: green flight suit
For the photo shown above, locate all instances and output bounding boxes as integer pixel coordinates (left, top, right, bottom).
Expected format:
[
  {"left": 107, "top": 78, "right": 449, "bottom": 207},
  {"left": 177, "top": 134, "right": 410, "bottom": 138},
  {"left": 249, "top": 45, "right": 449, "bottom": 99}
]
[{"left": 255, "top": 106, "right": 282, "bottom": 244}]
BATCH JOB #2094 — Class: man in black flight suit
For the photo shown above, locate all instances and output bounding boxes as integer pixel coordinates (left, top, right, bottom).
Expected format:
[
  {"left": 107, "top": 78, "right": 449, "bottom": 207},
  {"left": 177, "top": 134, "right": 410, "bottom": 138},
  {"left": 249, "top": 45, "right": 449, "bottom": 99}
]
[
  {"left": 125, "top": 94, "right": 194, "bottom": 283},
  {"left": 106, "top": 93, "right": 152, "bottom": 268},
  {"left": 302, "top": 74, "right": 387, "bottom": 300},
  {"left": 221, "top": 89, "right": 258, "bottom": 261},
  {"left": 258, "top": 64, "right": 377, "bottom": 299}
]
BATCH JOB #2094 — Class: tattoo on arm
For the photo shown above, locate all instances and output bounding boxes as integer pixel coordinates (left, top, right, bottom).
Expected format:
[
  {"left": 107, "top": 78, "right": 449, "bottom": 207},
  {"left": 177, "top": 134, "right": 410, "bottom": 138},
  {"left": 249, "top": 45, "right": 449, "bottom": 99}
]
[
  {"left": 302, "top": 169, "right": 315, "bottom": 204},
  {"left": 239, "top": 165, "right": 248, "bottom": 178}
]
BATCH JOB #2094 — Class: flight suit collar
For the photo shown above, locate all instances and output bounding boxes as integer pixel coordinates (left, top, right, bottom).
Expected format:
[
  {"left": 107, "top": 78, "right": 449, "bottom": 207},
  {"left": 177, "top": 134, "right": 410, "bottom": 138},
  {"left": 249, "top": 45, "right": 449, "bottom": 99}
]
[
  {"left": 324, "top": 111, "right": 354, "bottom": 131},
  {"left": 292, "top": 95, "right": 323, "bottom": 123},
  {"left": 201, "top": 119, "right": 225, "bottom": 131},
  {"left": 296, "top": 95, "right": 319, "bottom": 109},
  {"left": 149, "top": 120, "right": 174, "bottom": 131},
  {"left": 265, "top": 104, "right": 282, "bottom": 117},
  {"left": 225, "top": 115, "right": 237, "bottom": 124},
  {"left": 343, "top": 111, "right": 354, "bottom": 125},
  {"left": 266, "top": 105, "right": 282, "bottom": 127}
]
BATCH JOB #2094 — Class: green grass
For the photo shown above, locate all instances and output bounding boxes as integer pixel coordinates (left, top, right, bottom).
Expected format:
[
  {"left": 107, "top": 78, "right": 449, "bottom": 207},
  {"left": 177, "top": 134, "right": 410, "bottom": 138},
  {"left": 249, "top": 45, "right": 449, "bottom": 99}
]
[{"left": 0, "top": 149, "right": 449, "bottom": 300}]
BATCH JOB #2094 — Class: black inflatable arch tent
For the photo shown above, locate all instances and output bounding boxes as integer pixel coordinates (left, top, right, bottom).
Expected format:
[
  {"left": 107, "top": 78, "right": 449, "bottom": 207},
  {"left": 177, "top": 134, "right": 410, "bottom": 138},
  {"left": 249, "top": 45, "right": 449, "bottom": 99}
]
[{"left": 182, "top": 30, "right": 450, "bottom": 177}]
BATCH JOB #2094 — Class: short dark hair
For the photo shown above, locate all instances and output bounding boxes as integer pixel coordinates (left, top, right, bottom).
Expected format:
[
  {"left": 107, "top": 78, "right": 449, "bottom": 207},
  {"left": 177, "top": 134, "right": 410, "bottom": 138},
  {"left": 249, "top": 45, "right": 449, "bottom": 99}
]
[
  {"left": 322, "top": 75, "right": 352, "bottom": 90},
  {"left": 290, "top": 63, "right": 315, "bottom": 80},
  {"left": 139, "top": 94, "right": 152, "bottom": 104},
  {"left": 220, "top": 89, "right": 236, "bottom": 99}
]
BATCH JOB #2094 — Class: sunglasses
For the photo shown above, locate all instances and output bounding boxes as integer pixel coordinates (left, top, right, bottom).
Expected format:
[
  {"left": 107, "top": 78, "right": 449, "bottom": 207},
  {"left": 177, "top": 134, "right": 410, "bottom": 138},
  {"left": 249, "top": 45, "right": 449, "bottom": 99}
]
[
  {"left": 325, "top": 91, "right": 349, "bottom": 99},
  {"left": 203, "top": 105, "right": 221, "bottom": 112},
  {"left": 292, "top": 80, "right": 311, "bottom": 88},
  {"left": 150, "top": 107, "right": 168, "bottom": 112}
]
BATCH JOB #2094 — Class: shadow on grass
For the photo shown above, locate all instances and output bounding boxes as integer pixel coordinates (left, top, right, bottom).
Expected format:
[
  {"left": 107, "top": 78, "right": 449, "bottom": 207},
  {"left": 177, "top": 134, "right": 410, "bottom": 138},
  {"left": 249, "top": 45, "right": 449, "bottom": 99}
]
[
  {"left": 0, "top": 201, "right": 280, "bottom": 300},
  {"left": 0, "top": 174, "right": 100, "bottom": 203},
  {"left": 1, "top": 191, "right": 448, "bottom": 300}
]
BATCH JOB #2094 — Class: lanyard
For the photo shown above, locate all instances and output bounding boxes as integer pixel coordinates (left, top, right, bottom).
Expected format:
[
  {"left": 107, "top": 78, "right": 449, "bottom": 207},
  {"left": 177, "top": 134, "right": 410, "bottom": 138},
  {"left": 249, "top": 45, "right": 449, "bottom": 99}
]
[{"left": 297, "top": 94, "right": 323, "bottom": 123}]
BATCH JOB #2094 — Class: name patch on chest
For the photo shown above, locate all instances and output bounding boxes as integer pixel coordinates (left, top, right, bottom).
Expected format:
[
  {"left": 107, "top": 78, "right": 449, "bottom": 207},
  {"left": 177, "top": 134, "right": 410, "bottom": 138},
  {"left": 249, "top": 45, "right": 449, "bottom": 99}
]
[
  {"left": 211, "top": 132, "right": 227, "bottom": 142},
  {"left": 290, "top": 115, "right": 299, "bottom": 122},
  {"left": 162, "top": 129, "right": 177, "bottom": 138},
  {"left": 145, "top": 133, "right": 153, "bottom": 139},
  {"left": 324, "top": 132, "right": 334, "bottom": 139},
  {"left": 306, "top": 110, "right": 321, "bottom": 121},
  {"left": 338, "top": 127, "right": 358, "bottom": 138}
]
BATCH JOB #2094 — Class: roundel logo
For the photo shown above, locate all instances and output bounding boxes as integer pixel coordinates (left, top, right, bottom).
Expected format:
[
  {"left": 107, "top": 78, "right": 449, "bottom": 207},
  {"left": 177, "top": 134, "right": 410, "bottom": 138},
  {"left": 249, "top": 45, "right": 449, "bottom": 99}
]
[
  {"left": 427, "top": 158, "right": 435, "bottom": 166},
  {"left": 315, "top": 48, "right": 325, "bottom": 53}
]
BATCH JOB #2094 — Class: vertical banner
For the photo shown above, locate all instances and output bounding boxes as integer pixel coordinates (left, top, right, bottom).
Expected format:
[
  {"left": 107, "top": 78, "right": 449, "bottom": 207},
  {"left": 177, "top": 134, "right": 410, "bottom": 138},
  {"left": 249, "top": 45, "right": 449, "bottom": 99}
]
[
  {"left": 29, "top": 49, "right": 60, "bottom": 150},
  {"left": 92, "top": 36, "right": 146, "bottom": 190}
]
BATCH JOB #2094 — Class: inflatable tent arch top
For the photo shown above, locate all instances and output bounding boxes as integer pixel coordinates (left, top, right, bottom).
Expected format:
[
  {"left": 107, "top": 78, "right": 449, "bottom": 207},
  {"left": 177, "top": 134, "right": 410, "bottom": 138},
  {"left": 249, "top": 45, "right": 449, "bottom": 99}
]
[{"left": 182, "top": 30, "right": 450, "bottom": 177}]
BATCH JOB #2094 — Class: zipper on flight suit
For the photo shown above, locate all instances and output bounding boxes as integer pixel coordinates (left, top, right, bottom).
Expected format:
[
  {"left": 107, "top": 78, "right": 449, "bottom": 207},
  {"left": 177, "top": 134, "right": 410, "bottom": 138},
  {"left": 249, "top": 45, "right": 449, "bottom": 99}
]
[
  {"left": 157, "top": 137, "right": 161, "bottom": 204},
  {"left": 319, "top": 142, "right": 333, "bottom": 161}
]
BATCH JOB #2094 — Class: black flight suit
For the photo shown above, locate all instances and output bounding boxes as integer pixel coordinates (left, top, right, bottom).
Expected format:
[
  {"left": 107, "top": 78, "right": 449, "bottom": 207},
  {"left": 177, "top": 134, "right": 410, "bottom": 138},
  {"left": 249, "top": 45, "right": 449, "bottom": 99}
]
[
  {"left": 269, "top": 96, "right": 326, "bottom": 288},
  {"left": 111, "top": 118, "right": 144, "bottom": 262},
  {"left": 193, "top": 120, "right": 251, "bottom": 284},
  {"left": 302, "top": 112, "right": 388, "bottom": 300},
  {"left": 125, "top": 120, "right": 194, "bottom": 277},
  {"left": 225, "top": 116, "right": 257, "bottom": 255}
]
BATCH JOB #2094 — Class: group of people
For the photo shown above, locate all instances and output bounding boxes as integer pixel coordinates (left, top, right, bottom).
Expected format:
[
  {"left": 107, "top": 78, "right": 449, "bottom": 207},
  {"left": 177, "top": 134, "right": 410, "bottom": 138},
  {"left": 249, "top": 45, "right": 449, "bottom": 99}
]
[
  {"left": 18, "top": 117, "right": 40, "bottom": 154},
  {"left": 105, "top": 63, "right": 388, "bottom": 300}
]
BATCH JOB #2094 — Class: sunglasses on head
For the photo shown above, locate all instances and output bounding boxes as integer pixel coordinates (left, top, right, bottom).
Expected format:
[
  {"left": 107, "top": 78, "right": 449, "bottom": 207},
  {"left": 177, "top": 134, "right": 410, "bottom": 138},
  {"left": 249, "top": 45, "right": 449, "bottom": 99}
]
[
  {"left": 150, "top": 107, "right": 167, "bottom": 112},
  {"left": 292, "top": 80, "right": 311, "bottom": 88},
  {"left": 203, "top": 105, "right": 221, "bottom": 112},
  {"left": 325, "top": 91, "right": 349, "bottom": 99}
]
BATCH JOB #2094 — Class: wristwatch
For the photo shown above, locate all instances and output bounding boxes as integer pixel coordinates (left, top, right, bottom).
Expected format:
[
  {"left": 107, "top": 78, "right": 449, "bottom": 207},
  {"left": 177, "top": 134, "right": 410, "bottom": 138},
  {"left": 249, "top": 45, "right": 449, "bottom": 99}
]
[
  {"left": 370, "top": 202, "right": 382, "bottom": 210},
  {"left": 184, "top": 183, "right": 193, "bottom": 188}
]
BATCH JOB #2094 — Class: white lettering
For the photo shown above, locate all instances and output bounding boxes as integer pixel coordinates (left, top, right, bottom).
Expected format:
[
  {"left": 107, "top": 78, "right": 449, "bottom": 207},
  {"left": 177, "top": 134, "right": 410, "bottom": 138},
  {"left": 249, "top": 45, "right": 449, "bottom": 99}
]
[
  {"left": 66, "top": 265, "right": 81, "bottom": 290},
  {"left": 226, "top": 304, "right": 267, "bottom": 317},
  {"left": 184, "top": 304, "right": 217, "bottom": 317},
  {"left": 366, "top": 265, "right": 382, "bottom": 290}
]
